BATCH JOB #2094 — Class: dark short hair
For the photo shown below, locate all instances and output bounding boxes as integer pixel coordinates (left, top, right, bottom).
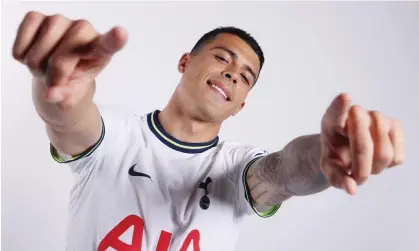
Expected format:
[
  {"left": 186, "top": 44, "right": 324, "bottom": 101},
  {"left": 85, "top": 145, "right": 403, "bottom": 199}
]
[{"left": 190, "top": 26, "right": 265, "bottom": 72}]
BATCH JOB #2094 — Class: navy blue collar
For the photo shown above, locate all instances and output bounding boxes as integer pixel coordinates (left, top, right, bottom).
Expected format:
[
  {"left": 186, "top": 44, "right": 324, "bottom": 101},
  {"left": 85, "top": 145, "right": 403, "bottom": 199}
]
[{"left": 147, "top": 110, "right": 219, "bottom": 154}]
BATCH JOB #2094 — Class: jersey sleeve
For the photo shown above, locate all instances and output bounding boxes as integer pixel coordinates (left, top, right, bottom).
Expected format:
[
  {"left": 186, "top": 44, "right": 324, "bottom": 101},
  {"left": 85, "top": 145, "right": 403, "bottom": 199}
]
[
  {"left": 50, "top": 105, "right": 134, "bottom": 174},
  {"left": 229, "top": 144, "right": 282, "bottom": 218}
]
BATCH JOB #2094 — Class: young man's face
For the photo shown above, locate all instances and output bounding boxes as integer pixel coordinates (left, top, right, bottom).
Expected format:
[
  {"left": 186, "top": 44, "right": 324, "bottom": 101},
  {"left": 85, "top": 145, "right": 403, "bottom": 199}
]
[{"left": 177, "top": 33, "right": 261, "bottom": 123}]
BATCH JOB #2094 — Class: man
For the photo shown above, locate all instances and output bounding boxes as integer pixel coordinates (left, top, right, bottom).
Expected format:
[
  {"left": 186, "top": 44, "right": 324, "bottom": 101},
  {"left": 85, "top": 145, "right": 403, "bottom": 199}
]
[{"left": 12, "top": 11, "right": 405, "bottom": 251}]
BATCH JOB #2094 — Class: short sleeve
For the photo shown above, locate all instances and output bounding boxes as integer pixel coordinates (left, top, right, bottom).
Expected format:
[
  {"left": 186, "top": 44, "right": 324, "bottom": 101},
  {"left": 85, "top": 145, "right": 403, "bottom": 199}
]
[
  {"left": 50, "top": 105, "right": 134, "bottom": 174},
  {"left": 229, "top": 144, "right": 282, "bottom": 218}
]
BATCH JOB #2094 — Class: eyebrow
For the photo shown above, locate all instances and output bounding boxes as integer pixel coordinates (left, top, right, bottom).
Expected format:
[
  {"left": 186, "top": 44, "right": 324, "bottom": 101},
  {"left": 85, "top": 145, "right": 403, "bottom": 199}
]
[{"left": 211, "top": 46, "right": 258, "bottom": 83}]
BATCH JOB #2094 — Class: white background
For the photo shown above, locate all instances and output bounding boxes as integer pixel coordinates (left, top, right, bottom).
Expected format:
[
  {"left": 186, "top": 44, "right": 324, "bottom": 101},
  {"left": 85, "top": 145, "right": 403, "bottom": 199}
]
[{"left": 2, "top": 1, "right": 419, "bottom": 251}]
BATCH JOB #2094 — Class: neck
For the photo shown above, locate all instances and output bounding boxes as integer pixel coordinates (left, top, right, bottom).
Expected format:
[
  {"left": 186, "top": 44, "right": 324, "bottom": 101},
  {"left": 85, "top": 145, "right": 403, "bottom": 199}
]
[{"left": 158, "top": 100, "right": 221, "bottom": 144}]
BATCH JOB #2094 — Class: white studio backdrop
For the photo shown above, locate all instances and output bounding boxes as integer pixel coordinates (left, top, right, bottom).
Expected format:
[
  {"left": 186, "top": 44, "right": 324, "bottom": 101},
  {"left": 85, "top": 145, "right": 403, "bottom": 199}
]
[{"left": 2, "top": 2, "right": 419, "bottom": 251}]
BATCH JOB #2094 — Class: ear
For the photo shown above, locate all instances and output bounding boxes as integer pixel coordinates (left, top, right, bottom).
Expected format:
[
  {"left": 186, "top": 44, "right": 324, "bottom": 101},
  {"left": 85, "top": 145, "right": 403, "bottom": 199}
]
[
  {"left": 232, "top": 102, "right": 246, "bottom": 116},
  {"left": 178, "top": 53, "right": 190, "bottom": 73}
]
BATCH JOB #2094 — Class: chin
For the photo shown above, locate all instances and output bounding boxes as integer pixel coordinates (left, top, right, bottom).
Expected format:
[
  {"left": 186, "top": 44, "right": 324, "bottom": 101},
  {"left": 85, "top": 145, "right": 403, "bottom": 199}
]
[
  {"left": 194, "top": 104, "right": 232, "bottom": 123},
  {"left": 182, "top": 90, "right": 233, "bottom": 123}
]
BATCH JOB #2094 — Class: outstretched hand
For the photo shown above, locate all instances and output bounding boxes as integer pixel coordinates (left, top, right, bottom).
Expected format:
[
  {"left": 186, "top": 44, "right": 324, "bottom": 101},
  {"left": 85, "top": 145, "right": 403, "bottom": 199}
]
[
  {"left": 12, "top": 11, "right": 128, "bottom": 106},
  {"left": 320, "top": 93, "right": 405, "bottom": 195}
]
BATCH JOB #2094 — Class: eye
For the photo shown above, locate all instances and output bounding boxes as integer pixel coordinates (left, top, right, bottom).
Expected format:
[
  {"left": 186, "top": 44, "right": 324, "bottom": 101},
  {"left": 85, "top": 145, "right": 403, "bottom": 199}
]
[
  {"left": 215, "top": 55, "right": 228, "bottom": 63},
  {"left": 241, "top": 74, "right": 250, "bottom": 85}
]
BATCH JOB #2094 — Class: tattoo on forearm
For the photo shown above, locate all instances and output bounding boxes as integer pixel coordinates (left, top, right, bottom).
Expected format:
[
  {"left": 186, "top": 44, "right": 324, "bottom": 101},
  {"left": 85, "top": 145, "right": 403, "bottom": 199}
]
[
  {"left": 249, "top": 181, "right": 263, "bottom": 191},
  {"left": 247, "top": 134, "right": 330, "bottom": 207},
  {"left": 253, "top": 190, "right": 268, "bottom": 201}
]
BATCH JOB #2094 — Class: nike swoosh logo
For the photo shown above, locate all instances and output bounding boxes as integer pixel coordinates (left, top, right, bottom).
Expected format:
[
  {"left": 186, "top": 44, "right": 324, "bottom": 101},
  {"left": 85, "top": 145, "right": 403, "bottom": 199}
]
[{"left": 128, "top": 164, "right": 151, "bottom": 180}]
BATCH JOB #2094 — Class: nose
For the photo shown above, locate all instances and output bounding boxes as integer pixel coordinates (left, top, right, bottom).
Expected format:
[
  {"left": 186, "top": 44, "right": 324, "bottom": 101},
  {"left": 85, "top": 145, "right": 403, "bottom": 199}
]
[{"left": 224, "top": 72, "right": 237, "bottom": 84}]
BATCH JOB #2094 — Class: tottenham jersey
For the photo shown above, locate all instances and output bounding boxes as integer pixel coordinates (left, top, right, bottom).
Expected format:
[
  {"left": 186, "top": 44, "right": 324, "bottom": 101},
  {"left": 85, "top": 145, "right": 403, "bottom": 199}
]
[{"left": 51, "top": 106, "right": 281, "bottom": 251}]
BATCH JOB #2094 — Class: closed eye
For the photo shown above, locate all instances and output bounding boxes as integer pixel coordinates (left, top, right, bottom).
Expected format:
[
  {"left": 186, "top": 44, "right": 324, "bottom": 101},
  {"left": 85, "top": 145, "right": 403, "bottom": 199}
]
[
  {"left": 241, "top": 74, "right": 249, "bottom": 85},
  {"left": 215, "top": 55, "right": 228, "bottom": 63}
]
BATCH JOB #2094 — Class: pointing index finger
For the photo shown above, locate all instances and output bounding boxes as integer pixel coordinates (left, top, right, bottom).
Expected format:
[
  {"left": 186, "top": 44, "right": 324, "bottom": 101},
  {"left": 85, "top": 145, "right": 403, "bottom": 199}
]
[
  {"left": 84, "top": 26, "right": 128, "bottom": 59},
  {"left": 347, "top": 105, "right": 373, "bottom": 185},
  {"left": 323, "top": 93, "right": 352, "bottom": 138}
]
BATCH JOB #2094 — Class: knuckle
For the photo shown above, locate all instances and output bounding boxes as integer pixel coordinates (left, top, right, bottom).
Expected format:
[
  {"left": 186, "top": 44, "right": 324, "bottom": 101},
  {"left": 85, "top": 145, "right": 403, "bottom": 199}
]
[
  {"left": 369, "top": 110, "right": 382, "bottom": 122},
  {"left": 380, "top": 153, "right": 393, "bottom": 165},
  {"left": 49, "top": 13, "right": 64, "bottom": 20},
  {"left": 371, "top": 167, "right": 382, "bottom": 175},
  {"left": 73, "top": 19, "right": 93, "bottom": 32},
  {"left": 48, "top": 14, "right": 70, "bottom": 25},
  {"left": 25, "top": 54, "right": 40, "bottom": 69},
  {"left": 370, "top": 111, "right": 391, "bottom": 132},
  {"left": 393, "top": 154, "right": 405, "bottom": 165},
  {"left": 349, "top": 105, "right": 364, "bottom": 118},
  {"left": 382, "top": 149, "right": 394, "bottom": 163},
  {"left": 25, "top": 11, "right": 43, "bottom": 21},
  {"left": 12, "top": 48, "right": 22, "bottom": 60},
  {"left": 375, "top": 144, "right": 394, "bottom": 163}
]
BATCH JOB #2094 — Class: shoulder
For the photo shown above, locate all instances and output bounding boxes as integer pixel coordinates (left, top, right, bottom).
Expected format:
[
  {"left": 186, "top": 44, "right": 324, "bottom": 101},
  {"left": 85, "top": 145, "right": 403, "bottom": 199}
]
[
  {"left": 215, "top": 140, "right": 269, "bottom": 169},
  {"left": 97, "top": 104, "right": 146, "bottom": 126},
  {"left": 51, "top": 105, "right": 149, "bottom": 165},
  {"left": 218, "top": 140, "right": 269, "bottom": 159},
  {"left": 95, "top": 104, "right": 153, "bottom": 139}
]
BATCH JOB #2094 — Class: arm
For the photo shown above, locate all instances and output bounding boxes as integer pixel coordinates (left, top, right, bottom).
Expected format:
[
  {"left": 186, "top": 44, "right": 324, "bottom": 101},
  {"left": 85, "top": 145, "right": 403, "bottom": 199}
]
[
  {"left": 246, "top": 93, "right": 406, "bottom": 210},
  {"left": 32, "top": 77, "right": 101, "bottom": 156},
  {"left": 246, "top": 134, "right": 329, "bottom": 209}
]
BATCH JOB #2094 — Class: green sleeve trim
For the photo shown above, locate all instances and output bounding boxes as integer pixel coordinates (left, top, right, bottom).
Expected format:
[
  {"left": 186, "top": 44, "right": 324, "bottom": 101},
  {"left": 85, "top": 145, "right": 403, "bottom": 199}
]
[
  {"left": 50, "top": 117, "right": 105, "bottom": 164},
  {"left": 242, "top": 156, "right": 282, "bottom": 218}
]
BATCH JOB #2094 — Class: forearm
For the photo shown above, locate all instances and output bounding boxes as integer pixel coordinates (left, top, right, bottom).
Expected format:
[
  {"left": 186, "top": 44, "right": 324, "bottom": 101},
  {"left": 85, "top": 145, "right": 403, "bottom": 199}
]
[
  {"left": 32, "top": 77, "right": 102, "bottom": 155},
  {"left": 247, "top": 134, "right": 330, "bottom": 207}
]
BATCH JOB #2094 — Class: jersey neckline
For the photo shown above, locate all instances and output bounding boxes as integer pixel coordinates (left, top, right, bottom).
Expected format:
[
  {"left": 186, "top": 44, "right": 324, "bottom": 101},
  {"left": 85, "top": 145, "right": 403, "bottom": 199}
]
[{"left": 147, "top": 110, "right": 219, "bottom": 154}]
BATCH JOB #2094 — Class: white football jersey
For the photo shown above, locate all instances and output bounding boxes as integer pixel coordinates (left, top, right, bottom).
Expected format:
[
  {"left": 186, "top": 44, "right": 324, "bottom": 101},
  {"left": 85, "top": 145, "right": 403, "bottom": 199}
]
[{"left": 51, "top": 106, "right": 281, "bottom": 251}]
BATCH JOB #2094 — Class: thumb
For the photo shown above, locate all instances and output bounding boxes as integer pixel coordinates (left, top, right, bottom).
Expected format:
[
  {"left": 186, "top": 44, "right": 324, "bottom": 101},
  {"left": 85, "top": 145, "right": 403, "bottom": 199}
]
[
  {"left": 321, "top": 158, "right": 357, "bottom": 195},
  {"left": 45, "top": 77, "right": 92, "bottom": 105},
  {"left": 323, "top": 93, "right": 352, "bottom": 136},
  {"left": 83, "top": 26, "right": 128, "bottom": 59}
]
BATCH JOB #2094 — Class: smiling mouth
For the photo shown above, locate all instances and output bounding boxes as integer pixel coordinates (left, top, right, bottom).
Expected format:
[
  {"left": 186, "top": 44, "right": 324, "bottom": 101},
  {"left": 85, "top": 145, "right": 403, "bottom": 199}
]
[{"left": 207, "top": 80, "right": 230, "bottom": 101}]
